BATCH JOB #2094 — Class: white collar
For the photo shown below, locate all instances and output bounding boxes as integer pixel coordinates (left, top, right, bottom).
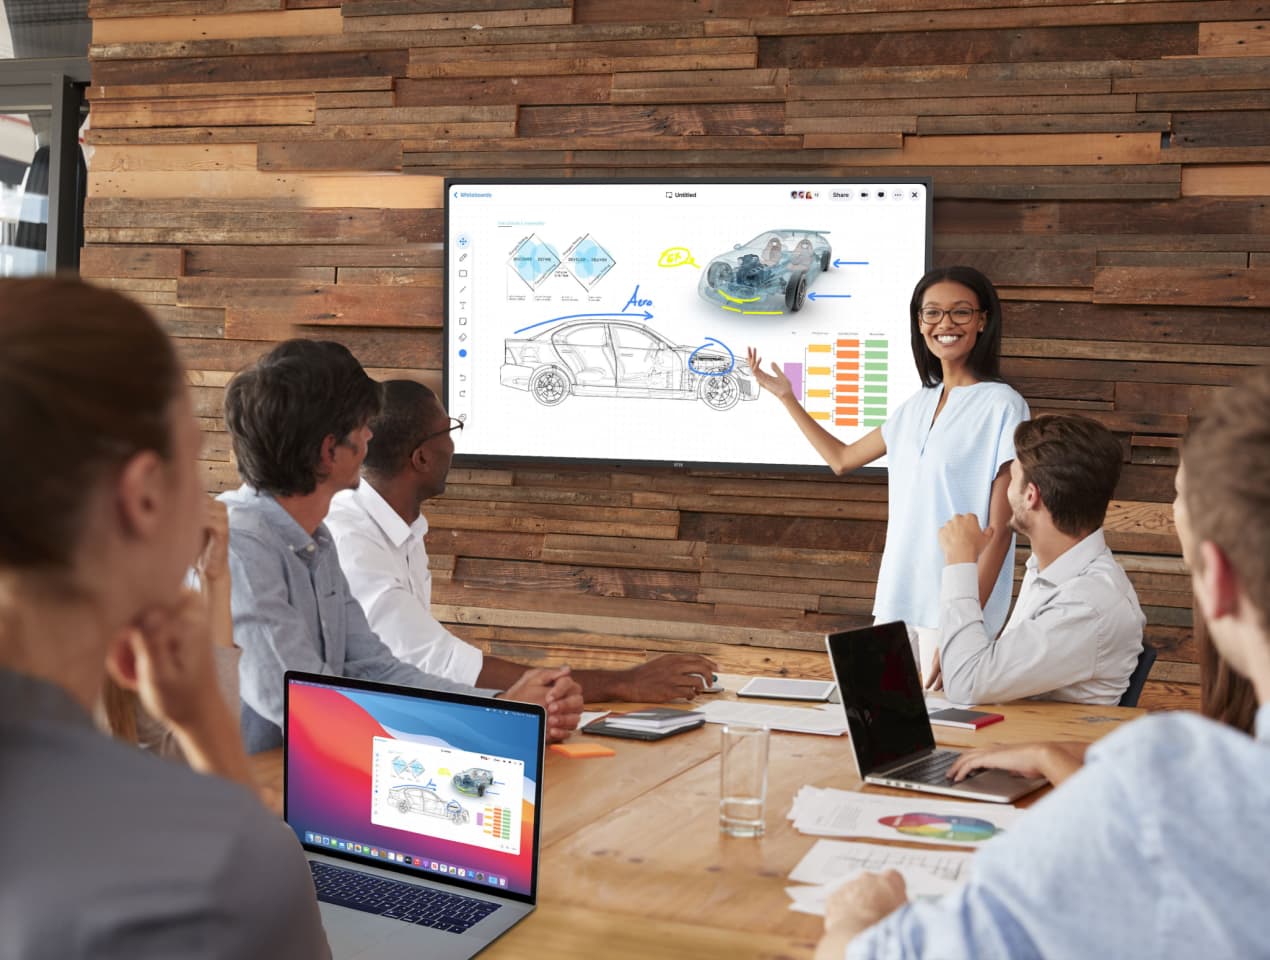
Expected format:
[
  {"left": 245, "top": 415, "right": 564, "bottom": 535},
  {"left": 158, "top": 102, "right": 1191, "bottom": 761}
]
[
  {"left": 352, "top": 481, "right": 428, "bottom": 549},
  {"left": 1027, "top": 527, "right": 1108, "bottom": 585}
]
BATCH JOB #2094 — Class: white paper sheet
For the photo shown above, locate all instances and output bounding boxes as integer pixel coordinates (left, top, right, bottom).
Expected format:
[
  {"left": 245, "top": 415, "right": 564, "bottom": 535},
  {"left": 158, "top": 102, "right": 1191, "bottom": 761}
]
[
  {"left": 785, "top": 837, "right": 976, "bottom": 915},
  {"left": 788, "top": 785, "right": 1021, "bottom": 848},
  {"left": 789, "top": 838, "right": 973, "bottom": 886},
  {"left": 786, "top": 864, "right": 959, "bottom": 916},
  {"left": 697, "top": 699, "right": 848, "bottom": 736}
]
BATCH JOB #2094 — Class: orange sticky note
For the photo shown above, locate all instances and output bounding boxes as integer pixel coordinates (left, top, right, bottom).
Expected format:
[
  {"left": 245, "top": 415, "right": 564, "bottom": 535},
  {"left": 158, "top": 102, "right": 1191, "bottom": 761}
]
[{"left": 550, "top": 742, "right": 616, "bottom": 759}]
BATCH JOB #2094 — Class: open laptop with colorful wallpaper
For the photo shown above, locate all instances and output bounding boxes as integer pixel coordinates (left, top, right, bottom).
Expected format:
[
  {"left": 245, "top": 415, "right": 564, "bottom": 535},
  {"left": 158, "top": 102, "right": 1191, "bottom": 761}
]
[{"left": 284, "top": 672, "right": 544, "bottom": 960}]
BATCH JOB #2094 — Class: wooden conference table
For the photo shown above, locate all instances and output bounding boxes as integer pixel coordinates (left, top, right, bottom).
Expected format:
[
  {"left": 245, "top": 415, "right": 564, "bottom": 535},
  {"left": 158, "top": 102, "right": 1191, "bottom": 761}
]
[{"left": 253, "top": 677, "right": 1142, "bottom": 959}]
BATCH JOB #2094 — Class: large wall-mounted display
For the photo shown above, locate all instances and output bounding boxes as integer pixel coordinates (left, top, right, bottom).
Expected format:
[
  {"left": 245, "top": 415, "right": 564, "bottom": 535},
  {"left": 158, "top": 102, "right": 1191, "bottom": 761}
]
[{"left": 445, "top": 179, "right": 931, "bottom": 470}]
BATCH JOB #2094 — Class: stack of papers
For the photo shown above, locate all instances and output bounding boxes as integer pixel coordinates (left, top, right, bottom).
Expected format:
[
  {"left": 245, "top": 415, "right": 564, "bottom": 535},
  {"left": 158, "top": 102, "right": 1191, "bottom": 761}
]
[
  {"left": 788, "top": 785, "right": 1022, "bottom": 848},
  {"left": 698, "top": 699, "right": 848, "bottom": 736},
  {"left": 925, "top": 695, "right": 978, "bottom": 712},
  {"left": 603, "top": 707, "right": 704, "bottom": 733},
  {"left": 785, "top": 839, "right": 973, "bottom": 915}
]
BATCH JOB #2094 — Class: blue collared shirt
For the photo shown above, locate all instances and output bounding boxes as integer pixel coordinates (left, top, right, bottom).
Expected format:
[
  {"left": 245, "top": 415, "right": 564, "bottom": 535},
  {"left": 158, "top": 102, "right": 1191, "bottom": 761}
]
[
  {"left": 878, "top": 381, "right": 1029, "bottom": 635},
  {"left": 848, "top": 704, "right": 1270, "bottom": 959},
  {"left": 220, "top": 484, "right": 487, "bottom": 752}
]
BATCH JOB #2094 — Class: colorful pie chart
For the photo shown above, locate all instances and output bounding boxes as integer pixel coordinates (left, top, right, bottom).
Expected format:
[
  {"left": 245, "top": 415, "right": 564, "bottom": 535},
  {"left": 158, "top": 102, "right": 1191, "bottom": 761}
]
[{"left": 878, "top": 813, "right": 1002, "bottom": 843}]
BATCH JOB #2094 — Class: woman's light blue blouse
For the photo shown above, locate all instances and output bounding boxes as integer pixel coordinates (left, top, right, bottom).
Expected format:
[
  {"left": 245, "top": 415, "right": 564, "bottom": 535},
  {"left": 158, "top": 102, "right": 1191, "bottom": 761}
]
[{"left": 877, "top": 381, "right": 1030, "bottom": 634}]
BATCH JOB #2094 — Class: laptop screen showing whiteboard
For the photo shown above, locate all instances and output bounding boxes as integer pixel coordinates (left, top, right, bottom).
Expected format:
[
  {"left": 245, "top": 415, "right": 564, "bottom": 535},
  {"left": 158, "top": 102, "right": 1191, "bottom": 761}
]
[{"left": 285, "top": 672, "right": 543, "bottom": 902}]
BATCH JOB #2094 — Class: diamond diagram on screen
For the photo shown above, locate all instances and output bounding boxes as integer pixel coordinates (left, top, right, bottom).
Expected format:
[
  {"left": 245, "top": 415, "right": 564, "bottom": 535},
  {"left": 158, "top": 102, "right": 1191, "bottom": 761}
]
[
  {"left": 509, "top": 234, "right": 562, "bottom": 290},
  {"left": 391, "top": 755, "right": 427, "bottom": 779},
  {"left": 563, "top": 233, "right": 616, "bottom": 290}
]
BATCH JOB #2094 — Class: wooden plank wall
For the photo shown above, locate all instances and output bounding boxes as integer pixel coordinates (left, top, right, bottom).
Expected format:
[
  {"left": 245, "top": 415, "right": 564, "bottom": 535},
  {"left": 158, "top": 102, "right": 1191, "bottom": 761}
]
[{"left": 83, "top": 0, "right": 1270, "bottom": 712}]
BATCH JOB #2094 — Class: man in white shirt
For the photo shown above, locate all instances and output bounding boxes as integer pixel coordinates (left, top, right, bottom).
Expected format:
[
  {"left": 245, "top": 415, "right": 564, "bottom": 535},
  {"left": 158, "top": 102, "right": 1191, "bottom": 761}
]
[
  {"left": 929, "top": 414, "right": 1145, "bottom": 705},
  {"left": 327, "top": 380, "right": 719, "bottom": 702}
]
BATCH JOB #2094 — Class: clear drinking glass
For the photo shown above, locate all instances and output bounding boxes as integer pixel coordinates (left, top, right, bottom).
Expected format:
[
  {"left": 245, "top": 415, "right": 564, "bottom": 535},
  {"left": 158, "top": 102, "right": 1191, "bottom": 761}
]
[{"left": 719, "top": 722, "right": 769, "bottom": 837}]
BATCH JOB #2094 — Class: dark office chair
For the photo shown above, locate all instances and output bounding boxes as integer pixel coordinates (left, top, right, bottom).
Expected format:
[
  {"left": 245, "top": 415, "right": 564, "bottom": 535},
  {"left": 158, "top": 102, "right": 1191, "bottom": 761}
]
[{"left": 1119, "top": 646, "right": 1158, "bottom": 707}]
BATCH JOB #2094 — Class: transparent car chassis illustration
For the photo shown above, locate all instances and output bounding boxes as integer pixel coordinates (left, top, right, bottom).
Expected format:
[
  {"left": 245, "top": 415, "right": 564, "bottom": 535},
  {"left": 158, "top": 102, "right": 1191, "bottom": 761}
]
[
  {"left": 699, "top": 229, "right": 833, "bottom": 314},
  {"left": 451, "top": 768, "right": 496, "bottom": 797}
]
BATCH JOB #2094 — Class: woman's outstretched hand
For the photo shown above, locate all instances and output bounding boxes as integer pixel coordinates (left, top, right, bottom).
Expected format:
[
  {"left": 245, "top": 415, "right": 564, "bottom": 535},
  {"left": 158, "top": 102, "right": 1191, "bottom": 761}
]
[{"left": 747, "top": 347, "right": 795, "bottom": 401}]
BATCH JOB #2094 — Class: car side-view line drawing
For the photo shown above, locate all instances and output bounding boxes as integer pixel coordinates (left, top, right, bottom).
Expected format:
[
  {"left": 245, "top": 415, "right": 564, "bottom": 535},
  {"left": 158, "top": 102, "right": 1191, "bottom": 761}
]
[
  {"left": 500, "top": 319, "right": 758, "bottom": 411},
  {"left": 451, "top": 768, "right": 496, "bottom": 797},
  {"left": 388, "top": 785, "right": 470, "bottom": 825},
  {"left": 698, "top": 229, "right": 832, "bottom": 314}
]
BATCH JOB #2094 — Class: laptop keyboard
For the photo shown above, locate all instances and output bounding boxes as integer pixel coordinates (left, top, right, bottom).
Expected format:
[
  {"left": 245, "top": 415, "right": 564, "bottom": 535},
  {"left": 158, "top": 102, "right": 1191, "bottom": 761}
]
[
  {"left": 893, "top": 749, "right": 960, "bottom": 785},
  {"left": 310, "top": 861, "right": 501, "bottom": 934}
]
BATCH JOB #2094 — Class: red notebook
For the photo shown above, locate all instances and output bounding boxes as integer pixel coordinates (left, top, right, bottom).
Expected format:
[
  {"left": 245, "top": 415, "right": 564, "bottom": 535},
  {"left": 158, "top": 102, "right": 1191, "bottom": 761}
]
[{"left": 928, "top": 708, "right": 1005, "bottom": 730}]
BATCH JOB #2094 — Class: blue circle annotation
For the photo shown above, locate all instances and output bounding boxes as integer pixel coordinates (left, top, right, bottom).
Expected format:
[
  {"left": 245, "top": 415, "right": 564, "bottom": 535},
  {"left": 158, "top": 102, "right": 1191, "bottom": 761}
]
[{"left": 687, "top": 337, "right": 736, "bottom": 377}]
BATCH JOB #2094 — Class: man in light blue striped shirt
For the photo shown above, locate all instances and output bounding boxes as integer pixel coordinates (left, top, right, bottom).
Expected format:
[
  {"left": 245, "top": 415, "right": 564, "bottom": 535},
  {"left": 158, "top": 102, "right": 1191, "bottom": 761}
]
[{"left": 818, "top": 367, "right": 1270, "bottom": 960}]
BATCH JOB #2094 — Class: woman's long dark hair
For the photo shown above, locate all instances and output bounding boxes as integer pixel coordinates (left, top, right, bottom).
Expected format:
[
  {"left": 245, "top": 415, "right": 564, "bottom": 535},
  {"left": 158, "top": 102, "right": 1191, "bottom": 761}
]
[{"left": 909, "top": 265, "right": 1005, "bottom": 388}]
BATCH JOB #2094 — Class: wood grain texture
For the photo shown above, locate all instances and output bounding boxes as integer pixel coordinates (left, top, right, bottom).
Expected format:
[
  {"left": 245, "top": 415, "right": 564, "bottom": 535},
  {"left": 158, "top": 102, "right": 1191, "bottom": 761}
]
[
  {"left": 758, "top": 24, "right": 1197, "bottom": 69},
  {"left": 79, "top": 0, "right": 1270, "bottom": 715},
  {"left": 90, "top": 94, "right": 316, "bottom": 128},
  {"left": 1199, "top": 19, "right": 1270, "bottom": 56},
  {"left": 1093, "top": 266, "right": 1270, "bottom": 307},
  {"left": 92, "top": 9, "right": 343, "bottom": 43}
]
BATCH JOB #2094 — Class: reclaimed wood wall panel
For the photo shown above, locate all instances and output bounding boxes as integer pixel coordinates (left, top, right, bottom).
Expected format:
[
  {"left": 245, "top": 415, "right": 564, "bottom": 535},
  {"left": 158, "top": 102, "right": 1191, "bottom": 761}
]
[{"left": 84, "top": 1, "right": 1270, "bottom": 712}]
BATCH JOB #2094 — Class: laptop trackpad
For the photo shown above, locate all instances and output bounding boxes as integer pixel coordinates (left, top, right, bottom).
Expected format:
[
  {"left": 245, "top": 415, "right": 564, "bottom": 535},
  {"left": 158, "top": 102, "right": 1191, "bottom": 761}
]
[
  {"left": 320, "top": 902, "right": 478, "bottom": 960},
  {"left": 320, "top": 903, "right": 413, "bottom": 959},
  {"left": 955, "top": 767, "right": 1047, "bottom": 798}
]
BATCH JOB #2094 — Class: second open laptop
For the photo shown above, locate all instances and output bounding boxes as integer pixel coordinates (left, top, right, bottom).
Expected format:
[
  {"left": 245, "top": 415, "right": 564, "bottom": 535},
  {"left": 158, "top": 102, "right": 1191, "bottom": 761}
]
[
  {"left": 825, "top": 622, "right": 1046, "bottom": 804},
  {"left": 284, "top": 671, "right": 544, "bottom": 959}
]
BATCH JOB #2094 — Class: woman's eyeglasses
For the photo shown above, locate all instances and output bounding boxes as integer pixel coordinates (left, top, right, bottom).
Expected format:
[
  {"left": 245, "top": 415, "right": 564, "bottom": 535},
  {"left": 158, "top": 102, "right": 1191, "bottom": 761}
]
[{"left": 917, "top": 306, "right": 982, "bottom": 326}]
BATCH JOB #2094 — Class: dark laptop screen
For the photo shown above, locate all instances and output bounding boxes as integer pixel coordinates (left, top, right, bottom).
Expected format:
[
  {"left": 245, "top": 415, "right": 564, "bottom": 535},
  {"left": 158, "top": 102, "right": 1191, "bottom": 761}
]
[
  {"left": 285, "top": 674, "right": 543, "bottom": 903},
  {"left": 827, "top": 622, "right": 935, "bottom": 772}
]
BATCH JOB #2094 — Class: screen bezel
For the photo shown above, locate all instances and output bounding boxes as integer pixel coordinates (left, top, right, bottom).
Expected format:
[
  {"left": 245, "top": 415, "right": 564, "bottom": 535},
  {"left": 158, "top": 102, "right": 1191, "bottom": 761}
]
[
  {"left": 284, "top": 670, "right": 545, "bottom": 905},
  {"left": 442, "top": 176, "right": 934, "bottom": 475}
]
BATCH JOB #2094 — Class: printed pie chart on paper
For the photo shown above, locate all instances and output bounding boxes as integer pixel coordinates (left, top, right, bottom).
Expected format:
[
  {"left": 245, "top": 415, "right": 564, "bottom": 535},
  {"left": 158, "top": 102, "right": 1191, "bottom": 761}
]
[{"left": 878, "top": 813, "right": 1003, "bottom": 843}]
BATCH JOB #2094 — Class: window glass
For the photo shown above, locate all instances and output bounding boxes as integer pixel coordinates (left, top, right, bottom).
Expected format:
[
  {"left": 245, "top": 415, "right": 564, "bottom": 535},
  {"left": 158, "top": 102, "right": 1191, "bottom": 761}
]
[{"left": 0, "top": 109, "right": 45, "bottom": 276}]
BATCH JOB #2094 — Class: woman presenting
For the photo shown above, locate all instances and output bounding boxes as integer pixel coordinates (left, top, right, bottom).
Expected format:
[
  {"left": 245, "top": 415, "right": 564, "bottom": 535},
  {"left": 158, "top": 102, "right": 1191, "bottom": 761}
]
[{"left": 748, "top": 266, "right": 1029, "bottom": 681}]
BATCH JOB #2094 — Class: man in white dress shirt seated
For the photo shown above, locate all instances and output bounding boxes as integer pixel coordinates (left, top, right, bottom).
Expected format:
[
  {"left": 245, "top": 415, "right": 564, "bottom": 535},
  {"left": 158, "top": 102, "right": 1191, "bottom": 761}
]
[
  {"left": 928, "top": 414, "right": 1145, "bottom": 705},
  {"left": 327, "top": 380, "right": 719, "bottom": 702}
]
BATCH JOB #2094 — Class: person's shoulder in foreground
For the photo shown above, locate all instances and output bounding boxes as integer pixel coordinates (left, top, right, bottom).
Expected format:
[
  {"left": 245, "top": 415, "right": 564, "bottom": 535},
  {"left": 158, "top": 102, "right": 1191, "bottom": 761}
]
[
  {"left": 1, "top": 671, "right": 325, "bottom": 960},
  {"left": 843, "top": 708, "right": 1270, "bottom": 960}
]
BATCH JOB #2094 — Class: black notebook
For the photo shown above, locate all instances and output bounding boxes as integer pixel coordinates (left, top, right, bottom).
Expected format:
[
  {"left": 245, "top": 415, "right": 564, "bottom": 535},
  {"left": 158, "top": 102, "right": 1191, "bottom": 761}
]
[{"left": 583, "top": 708, "right": 705, "bottom": 741}]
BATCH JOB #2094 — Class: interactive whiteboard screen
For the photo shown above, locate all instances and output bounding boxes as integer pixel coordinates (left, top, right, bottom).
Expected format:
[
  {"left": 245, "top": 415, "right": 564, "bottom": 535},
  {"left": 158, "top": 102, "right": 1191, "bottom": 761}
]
[{"left": 444, "top": 179, "right": 931, "bottom": 470}]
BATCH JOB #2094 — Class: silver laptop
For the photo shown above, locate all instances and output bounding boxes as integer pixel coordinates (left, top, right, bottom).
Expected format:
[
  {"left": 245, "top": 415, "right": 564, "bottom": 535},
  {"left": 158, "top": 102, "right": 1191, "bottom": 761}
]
[
  {"left": 825, "top": 623, "right": 1046, "bottom": 803},
  {"left": 284, "top": 671, "right": 543, "bottom": 959}
]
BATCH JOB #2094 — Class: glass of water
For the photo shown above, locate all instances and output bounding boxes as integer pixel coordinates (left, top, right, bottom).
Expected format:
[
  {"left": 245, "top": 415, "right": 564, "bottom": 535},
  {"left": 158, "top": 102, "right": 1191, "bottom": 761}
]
[{"left": 719, "top": 722, "right": 769, "bottom": 837}]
